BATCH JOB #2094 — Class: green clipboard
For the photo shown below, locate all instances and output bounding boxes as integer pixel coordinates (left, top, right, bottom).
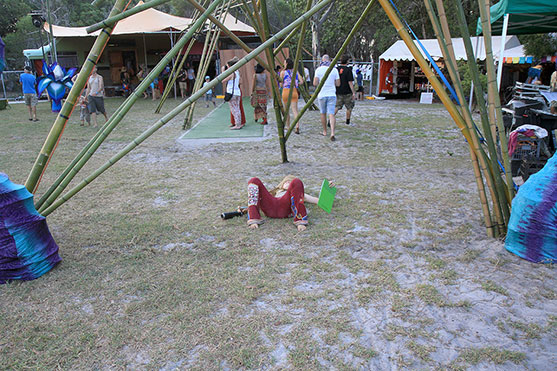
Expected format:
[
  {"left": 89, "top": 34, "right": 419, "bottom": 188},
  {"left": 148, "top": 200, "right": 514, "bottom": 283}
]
[{"left": 317, "top": 179, "right": 336, "bottom": 213}]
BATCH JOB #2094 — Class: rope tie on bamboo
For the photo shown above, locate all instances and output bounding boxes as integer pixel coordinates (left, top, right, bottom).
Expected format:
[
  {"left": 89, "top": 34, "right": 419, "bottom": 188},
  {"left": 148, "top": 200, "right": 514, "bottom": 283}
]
[
  {"left": 101, "top": 29, "right": 111, "bottom": 36},
  {"left": 87, "top": 58, "right": 97, "bottom": 65},
  {"left": 59, "top": 114, "right": 69, "bottom": 120}
]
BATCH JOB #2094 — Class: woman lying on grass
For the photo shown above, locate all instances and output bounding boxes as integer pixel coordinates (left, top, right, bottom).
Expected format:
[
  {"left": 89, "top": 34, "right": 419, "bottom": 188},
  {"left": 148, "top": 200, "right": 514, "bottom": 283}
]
[{"left": 247, "top": 176, "right": 332, "bottom": 231}]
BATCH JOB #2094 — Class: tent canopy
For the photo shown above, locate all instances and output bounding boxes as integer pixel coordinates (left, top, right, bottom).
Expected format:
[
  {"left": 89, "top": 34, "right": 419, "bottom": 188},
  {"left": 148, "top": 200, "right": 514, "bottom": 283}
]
[
  {"left": 44, "top": 1, "right": 255, "bottom": 37},
  {"left": 476, "top": 0, "right": 557, "bottom": 35},
  {"left": 379, "top": 36, "right": 526, "bottom": 62}
]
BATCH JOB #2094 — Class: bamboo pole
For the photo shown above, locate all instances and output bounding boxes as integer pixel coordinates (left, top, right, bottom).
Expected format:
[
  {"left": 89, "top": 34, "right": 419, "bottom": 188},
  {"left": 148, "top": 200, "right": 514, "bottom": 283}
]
[
  {"left": 86, "top": 0, "right": 171, "bottom": 34},
  {"left": 286, "top": 0, "right": 378, "bottom": 141},
  {"left": 185, "top": 0, "right": 273, "bottom": 74},
  {"left": 41, "top": 0, "right": 335, "bottom": 215},
  {"left": 273, "top": 25, "right": 303, "bottom": 56},
  {"left": 478, "top": 0, "right": 514, "bottom": 208},
  {"left": 282, "top": 0, "right": 312, "bottom": 132},
  {"left": 432, "top": 0, "right": 507, "bottom": 235},
  {"left": 25, "top": 0, "right": 131, "bottom": 194},
  {"left": 256, "top": 0, "right": 289, "bottom": 162},
  {"left": 155, "top": 0, "right": 205, "bottom": 113},
  {"left": 183, "top": 5, "right": 226, "bottom": 128},
  {"left": 424, "top": 0, "right": 496, "bottom": 236},
  {"left": 376, "top": 0, "right": 473, "bottom": 144},
  {"left": 37, "top": 0, "right": 224, "bottom": 213}
]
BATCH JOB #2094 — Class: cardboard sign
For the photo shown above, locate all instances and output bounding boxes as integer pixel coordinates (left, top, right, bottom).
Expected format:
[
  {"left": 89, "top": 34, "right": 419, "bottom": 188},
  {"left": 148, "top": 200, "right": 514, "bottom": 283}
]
[{"left": 420, "top": 92, "right": 433, "bottom": 104}]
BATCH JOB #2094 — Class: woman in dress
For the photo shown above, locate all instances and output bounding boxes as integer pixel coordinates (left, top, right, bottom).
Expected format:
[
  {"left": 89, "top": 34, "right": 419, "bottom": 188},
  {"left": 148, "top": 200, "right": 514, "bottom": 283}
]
[
  {"left": 251, "top": 63, "right": 269, "bottom": 125},
  {"left": 222, "top": 57, "right": 246, "bottom": 130},
  {"left": 280, "top": 58, "right": 303, "bottom": 134}
]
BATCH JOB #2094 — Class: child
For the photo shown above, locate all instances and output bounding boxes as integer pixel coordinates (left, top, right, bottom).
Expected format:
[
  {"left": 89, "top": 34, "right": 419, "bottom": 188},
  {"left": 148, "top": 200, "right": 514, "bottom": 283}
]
[
  {"left": 77, "top": 93, "right": 90, "bottom": 126},
  {"left": 203, "top": 76, "right": 216, "bottom": 107}
]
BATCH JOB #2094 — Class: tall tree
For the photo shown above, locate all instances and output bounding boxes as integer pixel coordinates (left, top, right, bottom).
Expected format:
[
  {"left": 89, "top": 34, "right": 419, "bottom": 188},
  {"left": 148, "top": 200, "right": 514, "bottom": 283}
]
[
  {"left": 0, "top": 0, "right": 31, "bottom": 37},
  {"left": 520, "top": 33, "right": 557, "bottom": 60}
]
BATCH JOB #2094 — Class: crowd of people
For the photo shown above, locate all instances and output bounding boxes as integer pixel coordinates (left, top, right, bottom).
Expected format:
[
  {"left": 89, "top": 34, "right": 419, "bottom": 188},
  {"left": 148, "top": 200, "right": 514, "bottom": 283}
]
[
  {"left": 220, "top": 53, "right": 364, "bottom": 140},
  {"left": 18, "top": 54, "right": 365, "bottom": 137}
]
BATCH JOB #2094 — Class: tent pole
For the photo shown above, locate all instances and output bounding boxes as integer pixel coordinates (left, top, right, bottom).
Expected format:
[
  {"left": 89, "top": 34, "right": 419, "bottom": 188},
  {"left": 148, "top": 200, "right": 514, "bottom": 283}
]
[
  {"left": 496, "top": 13, "right": 509, "bottom": 91},
  {"left": 45, "top": 0, "right": 57, "bottom": 63},
  {"left": 171, "top": 31, "right": 177, "bottom": 99},
  {"left": 143, "top": 33, "right": 148, "bottom": 71},
  {"left": 1, "top": 73, "right": 6, "bottom": 99},
  {"left": 375, "top": 59, "right": 381, "bottom": 96}
]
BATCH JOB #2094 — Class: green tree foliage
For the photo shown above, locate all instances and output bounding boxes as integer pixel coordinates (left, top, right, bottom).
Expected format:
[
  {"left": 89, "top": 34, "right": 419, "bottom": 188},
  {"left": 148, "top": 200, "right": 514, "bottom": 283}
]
[
  {"left": 457, "top": 60, "right": 486, "bottom": 97},
  {"left": 285, "top": 0, "right": 479, "bottom": 61},
  {"left": 519, "top": 33, "right": 557, "bottom": 59},
  {"left": 0, "top": 0, "right": 31, "bottom": 37},
  {"left": 3, "top": 16, "right": 39, "bottom": 69}
]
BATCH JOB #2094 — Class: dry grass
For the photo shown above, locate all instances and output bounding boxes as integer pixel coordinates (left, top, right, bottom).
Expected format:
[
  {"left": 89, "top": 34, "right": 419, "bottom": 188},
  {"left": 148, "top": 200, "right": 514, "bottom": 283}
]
[{"left": 1, "top": 98, "right": 555, "bottom": 369}]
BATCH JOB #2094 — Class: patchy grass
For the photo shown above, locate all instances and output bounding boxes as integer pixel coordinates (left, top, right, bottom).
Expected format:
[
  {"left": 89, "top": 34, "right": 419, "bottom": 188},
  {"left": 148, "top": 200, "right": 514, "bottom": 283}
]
[
  {"left": 0, "top": 99, "right": 554, "bottom": 369},
  {"left": 457, "top": 347, "right": 526, "bottom": 365},
  {"left": 481, "top": 280, "right": 509, "bottom": 296}
]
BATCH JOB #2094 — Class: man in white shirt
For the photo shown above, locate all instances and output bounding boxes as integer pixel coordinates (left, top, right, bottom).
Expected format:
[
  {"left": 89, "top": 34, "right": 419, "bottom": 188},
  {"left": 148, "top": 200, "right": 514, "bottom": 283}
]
[{"left": 313, "top": 55, "right": 340, "bottom": 141}]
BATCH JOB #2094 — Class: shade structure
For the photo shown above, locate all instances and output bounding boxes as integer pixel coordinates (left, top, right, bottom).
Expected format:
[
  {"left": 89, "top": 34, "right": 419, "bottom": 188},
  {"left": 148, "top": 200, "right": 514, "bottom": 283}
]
[
  {"left": 43, "top": 1, "right": 255, "bottom": 37},
  {"left": 476, "top": 0, "right": 557, "bottom": 36},
  {"left": 0, "top": 173, "right": 61, "bottom": 283},
  {"left": 505, "top": 153, "right": 557, "bottom": 263}
]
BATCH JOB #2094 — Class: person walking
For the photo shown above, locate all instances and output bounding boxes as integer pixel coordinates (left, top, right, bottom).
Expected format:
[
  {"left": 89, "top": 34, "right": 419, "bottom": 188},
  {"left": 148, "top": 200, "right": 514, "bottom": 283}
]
[
  {"left": 313, "top": 54, "right": 340, "bottom": 141},
  {"left": 334, "top": 55, "right": 356, "bottom": 125},
  {"left": 222, "top": 57, "right": 245, "bottom": 129},
  {"left": 202, "top": 76, "right": 216, "bottom": 107},
  {"left": 137, "top": 65, "right": 148, "bottom": 99},
  {"left": 280, "top": 58, "right": 303, "bottom": 133},
  {"left": 251, "top": 63, "right": 269, "bottom": 125},
  {"left": 355, "top": 68, "right": 364, "bottom": 100},
  {"left": 19, "top": 66, "right": 38, "bottom": 121},
  {"left": 85, "top": 66, "right": 108, "bottom": 128},
  {"left": 187, "top": 64, "right": 196, "bottom": 96},
  {"left": 178, "top": 69, "right": 188, "bottom": 98}
]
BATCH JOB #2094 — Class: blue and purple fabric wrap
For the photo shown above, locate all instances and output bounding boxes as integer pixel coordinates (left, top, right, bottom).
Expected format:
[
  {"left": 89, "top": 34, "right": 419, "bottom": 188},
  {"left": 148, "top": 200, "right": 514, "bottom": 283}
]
[
  {"left": 0, "top": 36, "right": 6, "bottom": 74},
  {"left": 505, "top": 153, "right": 557, "bottom": 263},
  {"left": 36, "top": 62, "right": 76, "bottom": 112},
  {"left": 0, "top": 173, "right": 61, "bottom": 284}
]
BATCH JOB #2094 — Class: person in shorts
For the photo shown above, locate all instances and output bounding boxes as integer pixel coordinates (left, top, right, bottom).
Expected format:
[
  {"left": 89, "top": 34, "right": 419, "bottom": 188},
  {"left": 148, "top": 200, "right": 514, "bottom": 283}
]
[
  {"left": 19, "top": 66, "right": 38, "bottom": 121},
  {"left": 85, "top": 66, "right": 108, "bottom": 128},
  {"left": 313, "top": 54, "right": 340, "bottom": 141},
  {"left": 202, "top": 76, "right": 216, "bottom": 107},
  {"left": 77, "top": 93, "right": 90, "bottom": 126},
  {"left": 334, "top": 55, "right": 356, "bottom": 125}
]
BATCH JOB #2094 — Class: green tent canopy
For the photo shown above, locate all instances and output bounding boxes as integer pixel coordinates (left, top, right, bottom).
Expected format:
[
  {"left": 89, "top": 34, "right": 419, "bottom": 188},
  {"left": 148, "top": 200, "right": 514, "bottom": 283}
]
[{"left": 476, "top": 0, "right": 557, "bottom": 35}]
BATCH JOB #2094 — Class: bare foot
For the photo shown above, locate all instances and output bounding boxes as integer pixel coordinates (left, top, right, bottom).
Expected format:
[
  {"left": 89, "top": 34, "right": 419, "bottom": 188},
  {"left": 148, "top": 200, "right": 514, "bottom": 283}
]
[
  {"left": 297, "top": 224, "right": 307, "bottom": 232},
  {"left": 249, "top": 224, "right": 259, "bottom": 229}
]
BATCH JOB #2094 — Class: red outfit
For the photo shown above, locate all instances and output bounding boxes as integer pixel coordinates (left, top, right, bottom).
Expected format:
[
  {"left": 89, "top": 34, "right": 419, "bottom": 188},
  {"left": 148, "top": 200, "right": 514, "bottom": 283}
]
[
  {"left": 229, "top": 95, "right": 246, "bottom": 126},
  {"left": 247, "top": 177, "right": 308, "bottom": 226}
]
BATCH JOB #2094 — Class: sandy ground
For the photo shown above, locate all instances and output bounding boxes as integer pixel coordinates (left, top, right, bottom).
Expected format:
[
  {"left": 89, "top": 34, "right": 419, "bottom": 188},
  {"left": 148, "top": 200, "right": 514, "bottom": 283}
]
[{"left": 1, "top": 98, "right": 555, "bottom": 369}]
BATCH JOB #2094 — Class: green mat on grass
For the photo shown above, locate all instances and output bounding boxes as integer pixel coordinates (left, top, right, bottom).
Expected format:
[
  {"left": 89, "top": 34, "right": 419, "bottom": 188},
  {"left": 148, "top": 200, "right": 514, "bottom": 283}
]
[{"left": 180, "top": 98, "right": 263, "bottom": 139}]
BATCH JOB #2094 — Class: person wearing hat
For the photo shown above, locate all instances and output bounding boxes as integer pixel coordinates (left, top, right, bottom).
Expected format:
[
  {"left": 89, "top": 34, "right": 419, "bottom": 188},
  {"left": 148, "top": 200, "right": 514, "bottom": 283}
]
[
  {"left": 202, "top": 76, "right": 216, "bottom": 107},
  {"left": 19, "top": 66, "right": 38, "bottom": 121}
]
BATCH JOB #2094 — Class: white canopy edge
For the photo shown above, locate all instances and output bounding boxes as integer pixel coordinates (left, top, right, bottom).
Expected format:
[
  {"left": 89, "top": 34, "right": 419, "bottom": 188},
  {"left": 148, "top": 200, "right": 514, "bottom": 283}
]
[{"left": 379, "top": 35, "right": 523, "bottom": 62}]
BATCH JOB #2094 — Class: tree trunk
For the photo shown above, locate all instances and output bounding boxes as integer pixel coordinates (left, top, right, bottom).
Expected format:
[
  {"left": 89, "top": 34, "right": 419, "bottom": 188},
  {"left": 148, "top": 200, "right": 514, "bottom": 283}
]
[{"left": 311, "top": 20, "right": 320, "bottom": 70}]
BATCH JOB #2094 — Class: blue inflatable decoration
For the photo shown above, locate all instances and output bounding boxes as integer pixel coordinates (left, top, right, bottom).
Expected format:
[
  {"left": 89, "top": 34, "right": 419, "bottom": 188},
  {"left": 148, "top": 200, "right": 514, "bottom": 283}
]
[
  {"left": 0, "top": 173, "right": 61, "bottom": 283},
  {"left": 505, "top": 153, "right": 557, "bottom": 263},
  {"left": 36, "top": 62, "right": 76, "bottom": 112}
]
